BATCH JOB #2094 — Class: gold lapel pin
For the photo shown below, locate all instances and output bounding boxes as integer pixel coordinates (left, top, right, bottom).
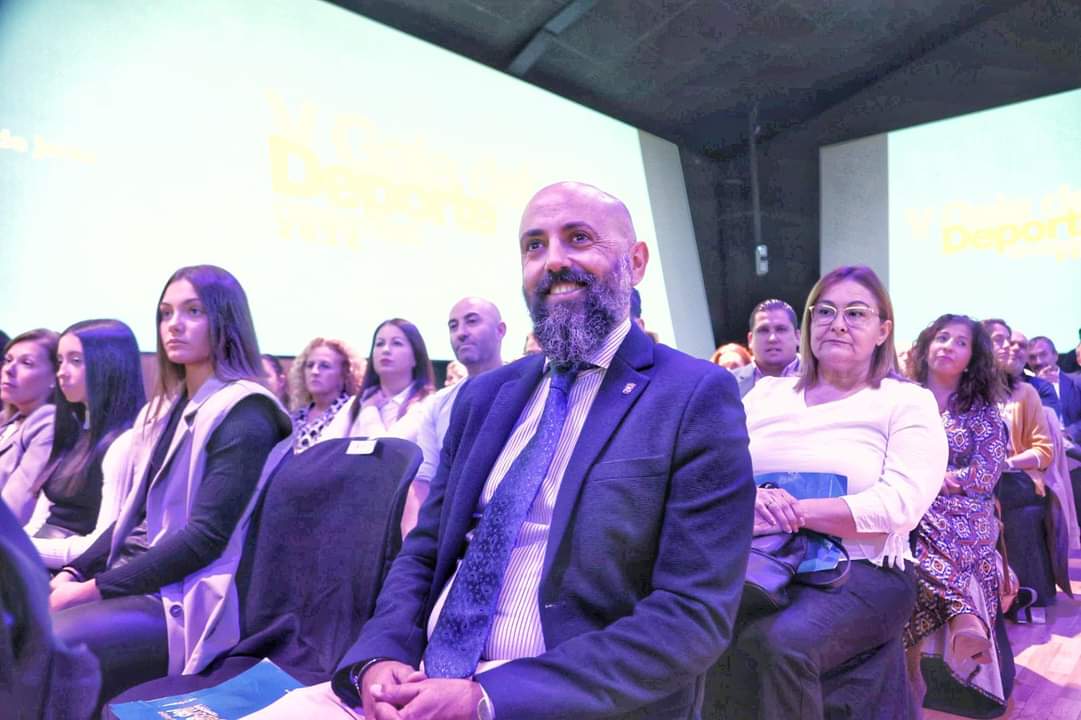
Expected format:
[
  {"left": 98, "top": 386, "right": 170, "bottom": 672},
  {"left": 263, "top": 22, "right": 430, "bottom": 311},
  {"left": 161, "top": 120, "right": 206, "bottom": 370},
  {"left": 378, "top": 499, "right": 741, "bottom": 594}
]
[{"left": 622, "top": 383, "right": 636, "bottom": 395}]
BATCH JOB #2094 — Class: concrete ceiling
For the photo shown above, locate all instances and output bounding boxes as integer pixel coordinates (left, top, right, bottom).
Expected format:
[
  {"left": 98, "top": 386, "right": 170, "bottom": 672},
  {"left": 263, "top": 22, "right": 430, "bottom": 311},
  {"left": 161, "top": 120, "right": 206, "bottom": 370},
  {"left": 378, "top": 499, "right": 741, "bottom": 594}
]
[{"left": 325, "top": 0, "right": 1070, "bottom": 155}]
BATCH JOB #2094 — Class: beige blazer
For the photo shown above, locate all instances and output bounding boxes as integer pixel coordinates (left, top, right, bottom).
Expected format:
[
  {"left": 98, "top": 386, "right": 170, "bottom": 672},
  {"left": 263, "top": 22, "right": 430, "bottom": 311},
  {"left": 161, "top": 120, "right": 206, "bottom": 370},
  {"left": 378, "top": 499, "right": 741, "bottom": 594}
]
[
  {"left": 111, "top": 379, "right": 289, "bottom": 675},
  {"left": 0, "top": 403, "right": 56, "bottom": 524}
]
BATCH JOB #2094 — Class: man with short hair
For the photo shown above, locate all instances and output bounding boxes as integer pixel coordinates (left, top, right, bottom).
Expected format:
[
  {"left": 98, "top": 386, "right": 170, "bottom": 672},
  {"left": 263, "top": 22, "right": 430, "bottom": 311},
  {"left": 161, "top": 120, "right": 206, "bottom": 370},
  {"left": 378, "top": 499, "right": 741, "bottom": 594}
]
[
  {"left": 400, "top": 297, "right": 507, "bottom": 535},
  {"left": 730, "top": 298, "right": 801, "bottom": 397},
  {"left": 1029, "top": 335, "right": 1081, "bottom": 443},
  {"left": 248, "top": 181, "right": 754, "bottom": 720}
]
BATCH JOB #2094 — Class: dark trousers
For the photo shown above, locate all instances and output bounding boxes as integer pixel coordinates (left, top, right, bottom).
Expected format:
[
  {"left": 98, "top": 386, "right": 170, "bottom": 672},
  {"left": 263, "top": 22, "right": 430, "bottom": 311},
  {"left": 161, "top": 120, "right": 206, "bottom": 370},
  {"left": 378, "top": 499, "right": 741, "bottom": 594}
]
[
  {"left": 52, "top": 594, "right": 169, "bottom": 708},
  {"left": 710, "top": 560, "right": 916, "bottom": 720}
]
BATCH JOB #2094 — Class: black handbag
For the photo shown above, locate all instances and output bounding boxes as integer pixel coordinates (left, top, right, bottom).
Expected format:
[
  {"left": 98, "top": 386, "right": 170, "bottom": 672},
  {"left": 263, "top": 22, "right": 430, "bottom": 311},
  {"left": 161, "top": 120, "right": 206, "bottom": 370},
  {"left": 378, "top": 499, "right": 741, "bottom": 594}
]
[{"left": 740, "top": 530, "right": 851, "bottom": 616}]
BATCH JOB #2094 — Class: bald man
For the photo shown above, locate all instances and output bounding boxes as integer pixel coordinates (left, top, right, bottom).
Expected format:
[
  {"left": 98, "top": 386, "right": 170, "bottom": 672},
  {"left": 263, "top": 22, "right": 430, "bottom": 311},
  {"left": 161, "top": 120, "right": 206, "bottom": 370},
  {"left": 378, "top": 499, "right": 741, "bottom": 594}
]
[
  {"left": 247, "top": 182, "right": 753, "bottom": 719},
  {"left": 399, "top": 297, "right": 507, "bottom": 535}
]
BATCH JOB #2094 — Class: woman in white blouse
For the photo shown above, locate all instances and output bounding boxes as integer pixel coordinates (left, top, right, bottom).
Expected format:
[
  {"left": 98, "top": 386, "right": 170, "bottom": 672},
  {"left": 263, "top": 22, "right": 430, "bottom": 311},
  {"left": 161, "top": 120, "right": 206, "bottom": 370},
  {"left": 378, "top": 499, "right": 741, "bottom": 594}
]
[
  {"left": 331, "top": 318, "right": 435, "bottom": 443},
  {"left": 721, "top": 266, "right": 948, "bottom": 719}
]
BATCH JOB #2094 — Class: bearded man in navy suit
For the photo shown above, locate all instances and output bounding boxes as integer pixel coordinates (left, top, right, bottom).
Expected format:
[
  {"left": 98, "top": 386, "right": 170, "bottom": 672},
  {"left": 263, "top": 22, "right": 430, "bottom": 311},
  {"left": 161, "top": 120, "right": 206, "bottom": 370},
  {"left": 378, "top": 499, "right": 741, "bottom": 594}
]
[{"left": 249, "top": 181, "right": 755, "bottom": 720}]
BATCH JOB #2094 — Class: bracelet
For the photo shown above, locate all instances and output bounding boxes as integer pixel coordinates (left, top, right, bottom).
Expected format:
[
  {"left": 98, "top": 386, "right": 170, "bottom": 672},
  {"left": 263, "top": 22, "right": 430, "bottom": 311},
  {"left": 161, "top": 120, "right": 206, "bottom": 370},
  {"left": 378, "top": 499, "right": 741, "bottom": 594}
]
[{"left": 59, "top": 566, "right": 85, "bottom": 582}]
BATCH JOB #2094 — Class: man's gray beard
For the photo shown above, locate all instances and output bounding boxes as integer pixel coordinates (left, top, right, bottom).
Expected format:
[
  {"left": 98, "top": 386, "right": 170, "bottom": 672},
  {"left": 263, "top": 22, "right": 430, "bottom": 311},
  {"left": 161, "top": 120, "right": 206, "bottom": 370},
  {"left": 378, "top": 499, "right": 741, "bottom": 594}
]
[{"left": 526, "top": 256, "right": 632, "bottom": 366}]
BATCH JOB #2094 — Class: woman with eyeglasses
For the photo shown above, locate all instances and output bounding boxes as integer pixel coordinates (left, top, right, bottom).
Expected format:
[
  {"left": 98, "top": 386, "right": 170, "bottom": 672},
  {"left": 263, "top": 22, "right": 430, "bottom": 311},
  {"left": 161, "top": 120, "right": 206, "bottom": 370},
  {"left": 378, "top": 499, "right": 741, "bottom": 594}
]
[{"left": 712, "top": 265, "right": 947, "bottom": 719}]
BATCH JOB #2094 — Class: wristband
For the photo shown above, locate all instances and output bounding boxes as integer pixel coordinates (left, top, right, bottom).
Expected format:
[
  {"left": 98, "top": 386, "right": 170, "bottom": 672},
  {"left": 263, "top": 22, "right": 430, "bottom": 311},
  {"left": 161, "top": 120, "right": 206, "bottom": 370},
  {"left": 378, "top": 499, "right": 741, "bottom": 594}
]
[{"left": 59, "top": 566, "right": 85, "bottom": 582}]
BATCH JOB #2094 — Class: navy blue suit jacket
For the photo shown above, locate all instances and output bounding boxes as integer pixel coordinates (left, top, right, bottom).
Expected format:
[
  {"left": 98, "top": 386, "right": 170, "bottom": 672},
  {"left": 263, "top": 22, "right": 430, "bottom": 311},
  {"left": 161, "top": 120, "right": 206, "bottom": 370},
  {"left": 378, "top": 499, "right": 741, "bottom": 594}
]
[
  {"left": 1060, "top": 371, "right": 1081, "bottom": 443},
  {"left": 335, "top": 325, "right": 755, "bottom": 719},
  {"left": 1023, "top": 373, "right": 1061, "bottom": 417}
]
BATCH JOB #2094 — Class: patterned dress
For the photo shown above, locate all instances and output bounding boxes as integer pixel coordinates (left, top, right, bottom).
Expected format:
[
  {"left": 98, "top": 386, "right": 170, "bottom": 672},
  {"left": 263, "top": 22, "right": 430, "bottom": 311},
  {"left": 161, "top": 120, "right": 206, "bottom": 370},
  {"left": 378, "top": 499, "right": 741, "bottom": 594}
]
[{"left": 904, "top": 399, "right": 1007, "bottom": 647}]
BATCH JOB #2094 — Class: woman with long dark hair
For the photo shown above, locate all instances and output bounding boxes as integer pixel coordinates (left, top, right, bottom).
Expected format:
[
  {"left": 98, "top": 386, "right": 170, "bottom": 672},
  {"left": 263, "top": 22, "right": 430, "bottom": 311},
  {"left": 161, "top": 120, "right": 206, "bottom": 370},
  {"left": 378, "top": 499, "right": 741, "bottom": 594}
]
[
  {"left": 25, "top": 320, "right": 145, "bottom": 568},
  {"left": 1, "top": 328, "right": 60, "bottom": 520},
  {"left": 329, "top": 318, "right": 435, "bottom": 441},
  {"left": 48, "top": 265, "right": 291, "bottom": 704},
  {"left": 903, "top": 314, "right": 1008, "bottom": 707}
]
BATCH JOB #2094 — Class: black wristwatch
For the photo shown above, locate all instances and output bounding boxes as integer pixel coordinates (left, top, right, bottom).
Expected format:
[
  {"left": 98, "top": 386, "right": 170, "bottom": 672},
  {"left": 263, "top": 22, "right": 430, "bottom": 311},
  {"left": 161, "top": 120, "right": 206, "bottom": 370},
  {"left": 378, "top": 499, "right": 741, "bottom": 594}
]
[{"left": 350, "top": 657, "right": 392, "bottom": 701}]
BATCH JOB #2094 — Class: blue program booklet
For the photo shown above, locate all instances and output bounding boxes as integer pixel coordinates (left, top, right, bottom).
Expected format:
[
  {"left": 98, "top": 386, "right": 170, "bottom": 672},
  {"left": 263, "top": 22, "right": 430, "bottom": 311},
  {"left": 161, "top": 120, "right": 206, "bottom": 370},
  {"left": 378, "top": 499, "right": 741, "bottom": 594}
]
[
  {"left": 109, "top": 658, "right": 304, "bottom": 720},
  {"left": 754, "top": 471, "right": 849, "bottom": 573}
]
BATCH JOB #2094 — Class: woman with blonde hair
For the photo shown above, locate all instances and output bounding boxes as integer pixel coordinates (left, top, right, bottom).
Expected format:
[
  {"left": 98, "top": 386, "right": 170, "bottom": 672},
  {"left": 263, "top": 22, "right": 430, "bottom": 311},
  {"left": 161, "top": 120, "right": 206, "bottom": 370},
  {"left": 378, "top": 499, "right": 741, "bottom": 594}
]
[{"left": 288, "top": 337, "right": 364, "bottom": 452}]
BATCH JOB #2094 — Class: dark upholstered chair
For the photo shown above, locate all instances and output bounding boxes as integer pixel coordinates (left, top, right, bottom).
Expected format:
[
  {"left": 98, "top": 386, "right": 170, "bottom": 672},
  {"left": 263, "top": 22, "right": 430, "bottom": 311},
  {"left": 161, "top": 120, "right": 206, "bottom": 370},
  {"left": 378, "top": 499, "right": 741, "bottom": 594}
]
[{"left": 105, "top": 436, "right": 421, "bottom": 716}]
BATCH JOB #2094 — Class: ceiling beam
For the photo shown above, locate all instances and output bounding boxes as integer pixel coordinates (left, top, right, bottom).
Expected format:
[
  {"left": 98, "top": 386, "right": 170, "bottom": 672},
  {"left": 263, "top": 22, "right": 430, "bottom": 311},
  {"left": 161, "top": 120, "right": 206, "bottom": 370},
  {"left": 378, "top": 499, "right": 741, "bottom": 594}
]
[{"left": 507, "top": 0, "right": 598, "bottom": 76}]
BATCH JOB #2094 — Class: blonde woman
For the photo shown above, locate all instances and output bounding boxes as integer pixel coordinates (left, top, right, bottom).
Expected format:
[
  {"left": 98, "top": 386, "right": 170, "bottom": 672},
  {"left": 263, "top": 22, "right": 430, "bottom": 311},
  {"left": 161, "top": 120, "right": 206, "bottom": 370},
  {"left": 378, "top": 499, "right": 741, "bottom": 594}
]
[{"left": 288, "top": 338, "right": 365, "bottom": 453}]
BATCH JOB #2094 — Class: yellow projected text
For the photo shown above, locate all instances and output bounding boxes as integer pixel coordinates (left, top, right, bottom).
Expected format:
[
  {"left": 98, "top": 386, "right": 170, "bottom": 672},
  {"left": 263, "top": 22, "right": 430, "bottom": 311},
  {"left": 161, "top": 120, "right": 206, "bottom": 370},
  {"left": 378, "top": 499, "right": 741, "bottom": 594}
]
[
  {"left": 905, "top": 186, "right": 1081, "bottom": 261},
  {"left": 266, "top": 91, "right": 497, "bottom": 249}
]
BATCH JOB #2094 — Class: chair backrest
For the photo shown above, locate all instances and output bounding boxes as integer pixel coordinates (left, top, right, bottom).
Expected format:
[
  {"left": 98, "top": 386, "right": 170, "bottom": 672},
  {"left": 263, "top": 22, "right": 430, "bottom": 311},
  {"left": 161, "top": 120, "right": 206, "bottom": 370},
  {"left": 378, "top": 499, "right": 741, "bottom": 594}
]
[{"left": 231, "top": 436, "right": 422, "bottom": 684}]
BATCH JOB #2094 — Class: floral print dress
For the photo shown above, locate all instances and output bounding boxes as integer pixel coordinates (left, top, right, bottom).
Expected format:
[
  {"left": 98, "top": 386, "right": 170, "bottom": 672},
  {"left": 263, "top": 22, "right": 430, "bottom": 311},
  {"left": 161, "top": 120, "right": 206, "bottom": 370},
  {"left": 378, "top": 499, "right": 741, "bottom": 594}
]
[{"left": 905, "top": 399, "right": 1007, "bottom": 647}]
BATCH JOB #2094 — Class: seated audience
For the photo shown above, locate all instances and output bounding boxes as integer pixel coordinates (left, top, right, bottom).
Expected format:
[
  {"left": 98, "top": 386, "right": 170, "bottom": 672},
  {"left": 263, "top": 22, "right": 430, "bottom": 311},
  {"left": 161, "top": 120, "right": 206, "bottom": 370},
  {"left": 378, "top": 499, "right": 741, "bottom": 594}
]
[
  {"left": 1057, "top": 328, "right": 1080, "bottom": 374},
  {"left": 985, "top": 322, "right": 1060, "bottom": 416},
  {"left": 288, "top": 337, "right": 363, "bottom": 452},
  {"left": 443, "top": 359, "right": 467, "bottom": 387},
  {"left": 718, "top": 265, "right": 947, "bottom": 718},
  {"left": 331, "top": 318, "right": 435, "bottom": 441},
  {"left": 402, "top": 296, "right": 506, "bottom": 536},
  {"left": 710, "top": 341, "right": 752, "bottom": 370},
  {"left": 260, "top": 354, "right": 290, "bottom": 408},
  {"left": 243, "top": 180, "right": 754, "bottom": 720},
  {"left": 628, "top": 287, "right": 659, "bottom": 342},
  {"left": 983, "top": 319, "right": 1054, "bottom": 488},
  {"left": 522, "top": 331, "right": 542, "bottom": 355},
  {"left": 1029, "top": 335, "right": 1081, "bottom": 440},
  {"left": 902, "top": 314, "right": 1007, "bottom": 706},
  {"left": 730, "top": 298, "right": 801, "bottom": 397},
  {"left": 1, "top": 329, "right": 60, "bottom": 522},
  {"left": 26, "top": 320, "right": 146, "bottom": 569},
  {"left": 47, "top": 265, "right": 291, "bottom": 705}
]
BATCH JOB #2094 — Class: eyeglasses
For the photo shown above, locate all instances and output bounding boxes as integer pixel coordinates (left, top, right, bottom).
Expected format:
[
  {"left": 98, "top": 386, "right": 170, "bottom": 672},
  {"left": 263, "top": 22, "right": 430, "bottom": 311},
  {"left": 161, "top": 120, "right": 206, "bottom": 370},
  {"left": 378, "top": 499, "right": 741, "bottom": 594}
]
[{"left": 808, "top": 303, "right": 880, "bottom": 327}]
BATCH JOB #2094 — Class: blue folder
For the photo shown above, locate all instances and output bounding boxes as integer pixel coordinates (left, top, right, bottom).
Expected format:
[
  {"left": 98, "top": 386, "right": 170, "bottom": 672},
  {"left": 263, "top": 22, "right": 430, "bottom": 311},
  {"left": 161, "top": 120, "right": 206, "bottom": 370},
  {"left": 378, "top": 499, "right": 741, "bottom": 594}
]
[{"left": 109, "top": 658, "right": 303, "bottom": 720}]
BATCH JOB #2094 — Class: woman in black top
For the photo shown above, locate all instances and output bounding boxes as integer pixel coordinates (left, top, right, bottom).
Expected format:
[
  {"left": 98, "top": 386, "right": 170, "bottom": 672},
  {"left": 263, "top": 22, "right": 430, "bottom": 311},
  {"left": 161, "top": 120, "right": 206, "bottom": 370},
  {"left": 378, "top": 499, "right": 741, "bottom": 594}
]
[
  {"left": 28, "top": 320, "right": 144, "bottom": 560},
  {"left": 48, "top": 266, "right": 291, "bottom": 705}
]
